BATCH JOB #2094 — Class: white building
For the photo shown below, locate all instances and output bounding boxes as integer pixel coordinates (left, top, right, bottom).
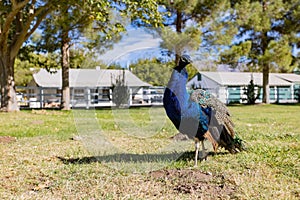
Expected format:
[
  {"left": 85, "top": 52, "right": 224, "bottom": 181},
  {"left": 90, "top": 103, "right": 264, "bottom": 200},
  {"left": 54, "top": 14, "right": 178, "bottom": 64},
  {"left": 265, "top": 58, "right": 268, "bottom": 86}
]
[
  {"left": 187, "top": 72, "right": 300, "bottom": 104},
  {"left": 24, "top": 68, "right": 156, "bottom": 108}
]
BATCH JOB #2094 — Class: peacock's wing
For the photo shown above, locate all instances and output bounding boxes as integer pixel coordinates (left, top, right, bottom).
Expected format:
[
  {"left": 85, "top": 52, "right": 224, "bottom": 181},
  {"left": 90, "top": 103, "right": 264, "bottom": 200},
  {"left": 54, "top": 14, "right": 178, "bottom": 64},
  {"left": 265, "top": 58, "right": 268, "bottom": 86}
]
[
  {"left": 190, "top": 89, "right": 235, "bottom": 136},
  {"left": 190, "top": 89, "right": 244, "bottom": 153}
]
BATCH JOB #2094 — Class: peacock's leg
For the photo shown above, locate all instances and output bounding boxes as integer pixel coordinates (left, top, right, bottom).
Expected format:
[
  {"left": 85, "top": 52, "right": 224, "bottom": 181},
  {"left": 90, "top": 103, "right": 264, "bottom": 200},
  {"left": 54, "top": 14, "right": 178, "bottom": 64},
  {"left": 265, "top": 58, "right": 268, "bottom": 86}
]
[
  {"left": 201, "top": 140, "right": 208, "bottom": 161},
  {"left": 194, "top": 138, "right": 200, "bottom": 167}
]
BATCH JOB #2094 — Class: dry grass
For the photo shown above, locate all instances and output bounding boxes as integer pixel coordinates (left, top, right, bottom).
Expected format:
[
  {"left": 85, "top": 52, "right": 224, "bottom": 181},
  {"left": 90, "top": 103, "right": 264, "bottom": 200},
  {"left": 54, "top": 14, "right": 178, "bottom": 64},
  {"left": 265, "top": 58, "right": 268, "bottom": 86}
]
[{"left": 0, "top": 105, "right": 299, "bottom": 199}]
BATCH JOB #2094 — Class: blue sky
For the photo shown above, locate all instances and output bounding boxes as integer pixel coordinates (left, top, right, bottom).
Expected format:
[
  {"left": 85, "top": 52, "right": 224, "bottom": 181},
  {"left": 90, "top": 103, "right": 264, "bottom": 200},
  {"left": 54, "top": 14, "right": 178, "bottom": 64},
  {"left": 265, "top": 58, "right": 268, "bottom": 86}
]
[
  {"left": 97, "top": 26, "right": 300, "bottom": 71},
  {"left": 98, "top": 28, "right": 162, "bottom": 67}
]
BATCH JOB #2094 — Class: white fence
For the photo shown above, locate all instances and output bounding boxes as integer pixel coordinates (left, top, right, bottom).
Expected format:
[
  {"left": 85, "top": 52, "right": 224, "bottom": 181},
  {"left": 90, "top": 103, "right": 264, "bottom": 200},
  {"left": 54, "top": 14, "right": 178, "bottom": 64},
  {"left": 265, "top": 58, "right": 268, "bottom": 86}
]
[{"left": 16, "top": 86, "right": 165, "bottom": 109}]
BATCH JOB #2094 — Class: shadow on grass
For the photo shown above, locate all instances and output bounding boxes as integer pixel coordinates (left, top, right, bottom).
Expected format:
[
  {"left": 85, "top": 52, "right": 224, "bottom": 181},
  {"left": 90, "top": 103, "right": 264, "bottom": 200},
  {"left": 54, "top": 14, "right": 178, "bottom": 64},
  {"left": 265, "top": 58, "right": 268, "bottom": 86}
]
[
  {"left": 178, "top": 151, "right": 228, "bottom": 160},
  {"left": 57, "top": 151, "right": 229, "bottom": 165},
  {"left": 57, "top": 152, "right": 182, "bottom": 164}
]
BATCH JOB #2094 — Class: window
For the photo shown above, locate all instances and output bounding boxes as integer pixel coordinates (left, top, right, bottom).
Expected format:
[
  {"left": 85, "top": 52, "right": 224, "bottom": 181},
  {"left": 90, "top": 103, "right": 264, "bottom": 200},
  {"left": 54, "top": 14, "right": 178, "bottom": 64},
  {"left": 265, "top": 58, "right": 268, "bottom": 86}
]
[
  {"left": 227, "top": 87, "right": 241, "bottom": 103},
  {"left": 278, "top": 86, "right": 291, "bottom": 100}
]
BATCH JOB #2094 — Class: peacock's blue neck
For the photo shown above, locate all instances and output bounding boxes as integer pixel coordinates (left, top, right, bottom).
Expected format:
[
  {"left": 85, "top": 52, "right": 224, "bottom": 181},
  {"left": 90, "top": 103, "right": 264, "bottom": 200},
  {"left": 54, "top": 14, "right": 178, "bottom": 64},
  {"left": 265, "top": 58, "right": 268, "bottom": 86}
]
[
  {"left": 166, "top": 68, "right": 199, "bottom": 117},
  {"left": 167, "top": 69, "right": 189, "bottom": 102}
]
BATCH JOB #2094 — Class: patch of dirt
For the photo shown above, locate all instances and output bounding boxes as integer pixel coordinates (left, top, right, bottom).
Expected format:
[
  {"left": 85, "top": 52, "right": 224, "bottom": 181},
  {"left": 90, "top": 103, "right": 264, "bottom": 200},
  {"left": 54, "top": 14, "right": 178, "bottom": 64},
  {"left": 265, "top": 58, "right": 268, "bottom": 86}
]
[
  {"left": 0, "top": 136, "right": 16, "bottom": 144},
  {"left": 149, "top": 169, "right": 237, "bottom": 199},
  {"left": 31, "top": 120, "right": 44, "bottom": 125},
  {"left": 31, "top": 109, "right": 62, "bottom": 115},
  {"left": 170, "top": 132, "right": 189, "bottom": 141}
]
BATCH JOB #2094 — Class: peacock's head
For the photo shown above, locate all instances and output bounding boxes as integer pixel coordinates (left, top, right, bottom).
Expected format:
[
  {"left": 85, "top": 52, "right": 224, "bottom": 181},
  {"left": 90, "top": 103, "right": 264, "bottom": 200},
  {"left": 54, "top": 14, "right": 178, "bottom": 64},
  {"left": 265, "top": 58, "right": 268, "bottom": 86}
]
[
  {"left": 175, "top": 54, "right": 192, "bottom": 72},
  {"left": 179, "top": 54, "right": 192, "bottom": 66}
]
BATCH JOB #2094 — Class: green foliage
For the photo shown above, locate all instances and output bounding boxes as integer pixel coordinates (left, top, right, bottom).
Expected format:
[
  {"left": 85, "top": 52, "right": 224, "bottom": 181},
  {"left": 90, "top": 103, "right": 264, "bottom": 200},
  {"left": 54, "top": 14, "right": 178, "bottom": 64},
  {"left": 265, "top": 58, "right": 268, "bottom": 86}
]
[
  {"left": 160, "top": 26, "right": 201, "bottom": 54},
  {"left": 36, "top": 0, "right": 163, "bottom": 54},
  {"left": 14, "top": 59, "right": 35, "bottom": 86},
  {"left": 158, "top": 0, "right": 232, "bottom": 66},
  {"left": 130, "top": 59, "right": 173, "bottom": 86},
  {"left": 218, "top": 0, "right": 298, "bottom": 72},
  {"left": 121, "top": 0, "right": 163, "bottom": 28},
  {"left": 69, "top": 49, "right": 85, "bottom": 69},
  {"left": 164, "top": 0, "right": 197, "bottom": 12},
  {"left": 215, "top": 0, "right": 300, "bottom": 103},
  {"left": 130, "top": 58, "right": 198, "bottom": 85},
  {"left": 191, "top": 0, "right": 234, "bottom": 48},
  {"left": 158, "top": 1, "right": 195, "bottom": 52},
  {"left": 220, "top": 41, "right": 252, "bottom": 66},
  {"left": 36, "top": 1, "right": 113, "bottom": 53},
  {"left": 69, "top": 49, "right": 101, "bottom": 69},
  {"left": 261, "top": 37, "right": 293, "bottom": 73},
  {"left": 19, "top": 49, "right": 60, "bottom": 69},
  {"left": 0, "top": 0, "right": 55, "bottom": 57},
  {"left": 15, "top": 52, "right": 60, "bottom": 86},
  {"left": 107, "top": 63, "right": 123, "bottom": 70}
]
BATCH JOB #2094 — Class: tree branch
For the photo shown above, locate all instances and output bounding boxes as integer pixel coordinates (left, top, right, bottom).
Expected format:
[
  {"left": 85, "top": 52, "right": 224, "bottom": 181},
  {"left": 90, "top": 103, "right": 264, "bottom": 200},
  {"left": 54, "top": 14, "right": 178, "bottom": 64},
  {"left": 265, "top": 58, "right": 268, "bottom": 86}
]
[
  {"left": 11, "top": 5, "right": 53, "bottom": 58},
  {"left": 0, "top": 0, "right": 31, "bottom": 51}
]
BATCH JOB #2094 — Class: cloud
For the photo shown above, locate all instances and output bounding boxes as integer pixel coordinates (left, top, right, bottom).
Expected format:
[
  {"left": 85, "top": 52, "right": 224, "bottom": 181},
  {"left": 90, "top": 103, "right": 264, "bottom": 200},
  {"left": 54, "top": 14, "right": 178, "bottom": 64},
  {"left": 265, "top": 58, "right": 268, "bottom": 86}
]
[{"left": 98, "top": 28, "right": 162, "bottom": 67}]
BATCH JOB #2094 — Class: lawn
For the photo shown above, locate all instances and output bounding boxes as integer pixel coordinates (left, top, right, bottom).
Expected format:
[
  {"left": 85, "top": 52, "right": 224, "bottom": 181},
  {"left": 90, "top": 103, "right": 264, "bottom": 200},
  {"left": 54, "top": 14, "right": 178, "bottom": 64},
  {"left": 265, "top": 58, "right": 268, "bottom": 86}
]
[{"left": 0, "top": 105, "right": 299, "bottom": 199}]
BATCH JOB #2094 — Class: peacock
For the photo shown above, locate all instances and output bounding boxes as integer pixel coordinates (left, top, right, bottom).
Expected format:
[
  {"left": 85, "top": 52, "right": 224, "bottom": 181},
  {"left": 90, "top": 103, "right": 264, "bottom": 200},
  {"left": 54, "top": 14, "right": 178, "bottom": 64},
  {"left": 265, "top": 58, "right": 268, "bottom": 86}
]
[{"left": 163, "top": 55, "right": 244, "bottom": 166}]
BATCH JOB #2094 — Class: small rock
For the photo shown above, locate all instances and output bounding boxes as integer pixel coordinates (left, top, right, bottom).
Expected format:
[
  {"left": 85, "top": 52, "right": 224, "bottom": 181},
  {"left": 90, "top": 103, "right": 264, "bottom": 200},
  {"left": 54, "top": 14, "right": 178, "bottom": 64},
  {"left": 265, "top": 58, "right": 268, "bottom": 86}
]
[
  {"left": 170, "top": 132, "right": 189, "bottom": 141},
  {"left": 71, "top": 135, "right": 82, "bottom": 141}
]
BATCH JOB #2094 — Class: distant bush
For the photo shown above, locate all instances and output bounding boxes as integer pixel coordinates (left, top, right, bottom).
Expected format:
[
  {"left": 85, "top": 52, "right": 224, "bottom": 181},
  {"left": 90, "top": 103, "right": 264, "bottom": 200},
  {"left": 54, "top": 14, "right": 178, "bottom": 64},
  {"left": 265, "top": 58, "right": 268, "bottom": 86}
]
[
  {"left": 243, "top": 79, "right": 260, "bottom": 104},
  {"left": 111, "top": 70, "right": 130, "bottom": 108}
]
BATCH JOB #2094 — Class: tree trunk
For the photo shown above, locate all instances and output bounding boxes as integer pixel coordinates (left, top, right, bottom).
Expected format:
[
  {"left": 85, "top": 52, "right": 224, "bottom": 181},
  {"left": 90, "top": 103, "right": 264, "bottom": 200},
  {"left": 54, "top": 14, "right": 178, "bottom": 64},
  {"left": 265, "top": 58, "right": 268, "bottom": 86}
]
[
  {"left": 261, "top": 2, "right": 270, "bottom": 104},
  {"left": 0, "top": 53, "right": 19, "bottom": 112},
  {"left": 60, "top": 33, "right": 71, "bottom": 110},
  {"left": 262, "top": 63, "right": 270, "bottom": 104},
  {"left": 175, "top": 9, "right": 183, "bottom": 65}
]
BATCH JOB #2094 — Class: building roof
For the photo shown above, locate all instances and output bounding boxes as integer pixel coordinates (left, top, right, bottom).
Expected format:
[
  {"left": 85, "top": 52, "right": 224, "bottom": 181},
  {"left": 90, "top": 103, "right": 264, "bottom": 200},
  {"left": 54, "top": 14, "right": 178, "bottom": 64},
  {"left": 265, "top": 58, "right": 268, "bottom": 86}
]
[
  {"left": 274, "top": 73, "right": 300, "bottom": 83},
  {"left": 33, "top": 69, "right": 151, "bottom": 88},
  {"left": 198, "top": 72, "right": 296, "bottom": 86}
]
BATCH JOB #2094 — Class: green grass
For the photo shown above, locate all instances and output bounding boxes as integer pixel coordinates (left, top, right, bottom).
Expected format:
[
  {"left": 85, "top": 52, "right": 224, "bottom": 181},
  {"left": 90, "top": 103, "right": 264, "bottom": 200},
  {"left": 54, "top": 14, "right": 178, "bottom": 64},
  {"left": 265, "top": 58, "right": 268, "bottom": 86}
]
[
  {"left": 0, "top": 109, "right": 76, "bottom": 139},
  {"left": 0, "top": 105, "right": 299, "bottom": 199}
]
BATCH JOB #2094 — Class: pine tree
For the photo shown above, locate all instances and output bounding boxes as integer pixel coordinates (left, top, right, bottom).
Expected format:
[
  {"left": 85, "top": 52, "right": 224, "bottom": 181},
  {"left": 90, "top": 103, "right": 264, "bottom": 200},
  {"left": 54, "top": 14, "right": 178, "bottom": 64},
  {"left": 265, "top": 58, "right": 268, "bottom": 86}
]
[
  {"left": 243, "top": 79, "right": 260, "bottom": 104},
  {"left": 159, "top": 0, "right": 228, "bottom": 64},
  {"left": 219, "top": 0, "right": 300, "bottom": 103},
  {"left": 111, "top": 70, "right": 130, "bottom": 108}
]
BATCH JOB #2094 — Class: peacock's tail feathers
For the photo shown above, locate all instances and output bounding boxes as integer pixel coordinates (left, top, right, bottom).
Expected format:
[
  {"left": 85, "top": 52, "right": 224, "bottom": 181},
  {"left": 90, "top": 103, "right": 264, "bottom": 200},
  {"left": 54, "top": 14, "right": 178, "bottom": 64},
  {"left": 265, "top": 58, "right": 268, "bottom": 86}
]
[
  {"left": 219, "top": 129, "right": 246, "bottom": 154},
  {"left": 203, "top": 130, "right": 219, "bottom": 152},
  {"left": 191, "top": 89, "right": 245, "bottom": 154},
  {"left": 224, "top": 119, "right": 235, "bottom": 138}
]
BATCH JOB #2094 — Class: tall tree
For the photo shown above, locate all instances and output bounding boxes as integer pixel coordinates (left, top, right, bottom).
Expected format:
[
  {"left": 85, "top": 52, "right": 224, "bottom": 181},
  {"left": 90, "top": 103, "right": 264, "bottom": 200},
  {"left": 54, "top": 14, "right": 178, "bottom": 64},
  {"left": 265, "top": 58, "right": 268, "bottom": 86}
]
[
  {"left": 36, "top": 0, "right": 163, "bottom": 110},
  {"left": 159, "top": 0, "right": 200, "bottom": 63},
  {"left": 159, "top": 0, "right": 229, "bottom": 64},
  {"left": 36, "top": 1, "right": 119, "bottom": 110},
  {"left": 219, "top": 0, "right": 300, "bottom": 103},
  {"left": 0, "top": 0, "right": 57, "bottom": 111}
]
